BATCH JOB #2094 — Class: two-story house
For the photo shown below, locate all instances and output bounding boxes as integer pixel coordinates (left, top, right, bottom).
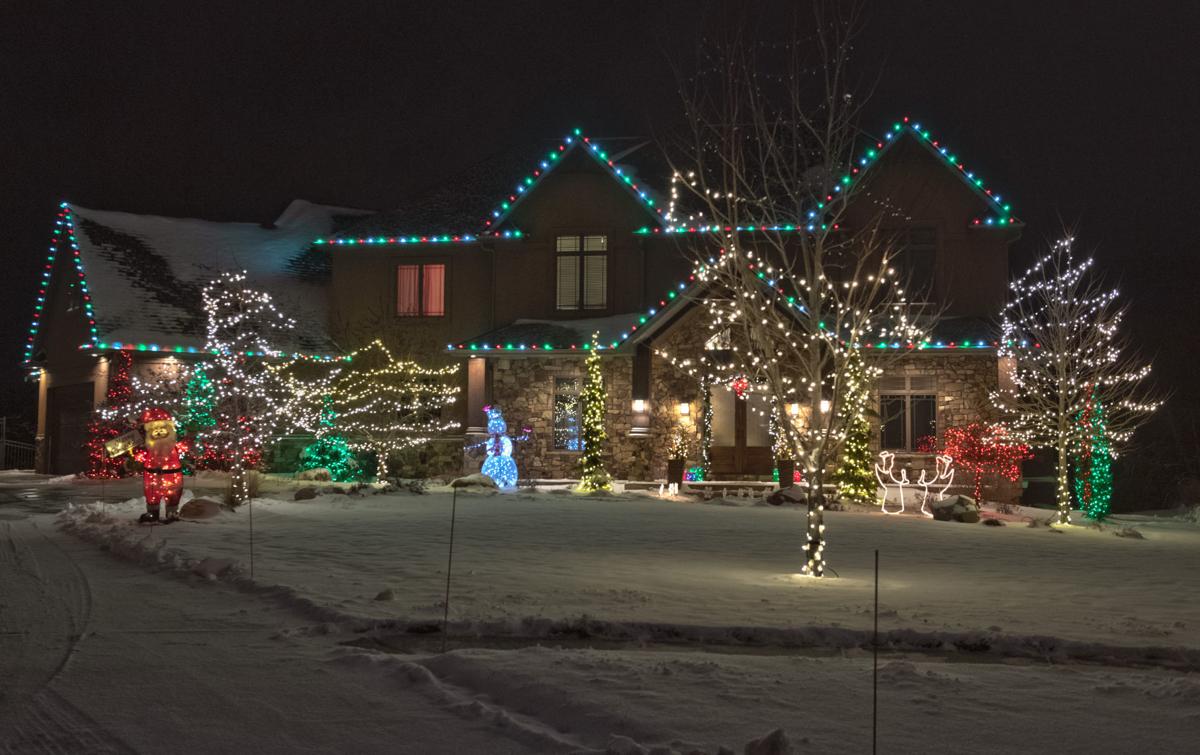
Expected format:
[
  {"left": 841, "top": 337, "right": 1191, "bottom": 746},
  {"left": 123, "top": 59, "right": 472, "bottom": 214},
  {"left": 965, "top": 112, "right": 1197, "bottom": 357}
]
[{"left": 25, "top": 117, "right": 1021, "bottom": 494}]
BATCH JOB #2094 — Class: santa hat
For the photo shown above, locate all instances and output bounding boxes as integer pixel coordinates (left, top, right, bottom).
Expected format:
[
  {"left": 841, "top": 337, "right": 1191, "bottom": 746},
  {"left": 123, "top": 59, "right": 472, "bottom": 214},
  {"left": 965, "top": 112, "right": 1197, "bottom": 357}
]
[{"left": 140, "top": 407, "right": 173, "bottom": 425}]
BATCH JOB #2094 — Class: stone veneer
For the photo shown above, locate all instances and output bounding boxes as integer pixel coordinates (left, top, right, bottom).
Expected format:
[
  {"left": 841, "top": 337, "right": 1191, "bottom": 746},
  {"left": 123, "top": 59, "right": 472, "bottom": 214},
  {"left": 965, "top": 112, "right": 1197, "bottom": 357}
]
[{"left": 466, "top": 311, "right": 1018, "bottom": 501}]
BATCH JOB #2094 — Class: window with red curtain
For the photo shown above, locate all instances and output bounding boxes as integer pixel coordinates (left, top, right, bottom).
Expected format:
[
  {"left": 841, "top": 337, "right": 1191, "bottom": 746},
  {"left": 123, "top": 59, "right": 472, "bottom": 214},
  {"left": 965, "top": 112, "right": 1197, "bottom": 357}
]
[
  {"left": 396, "top": 265, "right": 421, "bottom": 316},
  {"left": 397, "top": 263, "right": 446, "bottom": 317},
  {"left": 422, "top": 264, "right": 445, "bottom": 316}
]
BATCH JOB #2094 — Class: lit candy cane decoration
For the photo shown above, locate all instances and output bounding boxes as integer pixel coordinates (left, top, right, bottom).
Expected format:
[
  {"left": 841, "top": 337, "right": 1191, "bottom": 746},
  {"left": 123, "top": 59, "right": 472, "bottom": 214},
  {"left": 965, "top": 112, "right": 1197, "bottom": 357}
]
[
  {"left": 915, "top": 454, "right": 955, "bottom": 518},
  {"left": 875, "top": 451, "right": 910, "bottom": 515}
]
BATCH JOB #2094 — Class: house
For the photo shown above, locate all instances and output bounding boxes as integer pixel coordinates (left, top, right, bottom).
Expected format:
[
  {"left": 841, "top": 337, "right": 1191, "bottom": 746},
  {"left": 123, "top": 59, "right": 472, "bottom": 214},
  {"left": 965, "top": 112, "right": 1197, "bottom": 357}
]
[{"left": 25, "top": 117, "right": 1022, "bottom": 498}]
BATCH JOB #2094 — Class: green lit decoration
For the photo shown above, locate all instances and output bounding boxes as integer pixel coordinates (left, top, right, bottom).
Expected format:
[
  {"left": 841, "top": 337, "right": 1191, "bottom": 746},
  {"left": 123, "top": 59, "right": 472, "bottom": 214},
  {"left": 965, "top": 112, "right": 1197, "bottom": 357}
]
[
  {"left": 699, "top": 376, "right": 713, "bottom": 481},
  {"left": 297, "top": 395, "right": 362, "bottom": 482},
  {"left": 577, "top": 332, "right": 611, "bottom": 491},
  {"left": 834, "top": 352, "right": 876, "bottom": 503},
  {"left": 1073, "top": 387, "right": 1114, "bottom": 520}
]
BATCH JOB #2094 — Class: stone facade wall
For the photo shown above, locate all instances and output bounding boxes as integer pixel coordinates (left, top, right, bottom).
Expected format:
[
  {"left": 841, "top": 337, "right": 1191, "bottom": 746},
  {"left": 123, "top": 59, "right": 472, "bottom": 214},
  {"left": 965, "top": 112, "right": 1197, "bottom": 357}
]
[
  {"left": 479, "top": 355, "right": 653, "bottom": 481},
  {"left": 470, "top": 324, "right": 1019, "bottom": 502},
  {"left": 870, "top": 352, "right": 1021, "bottom": 504}
]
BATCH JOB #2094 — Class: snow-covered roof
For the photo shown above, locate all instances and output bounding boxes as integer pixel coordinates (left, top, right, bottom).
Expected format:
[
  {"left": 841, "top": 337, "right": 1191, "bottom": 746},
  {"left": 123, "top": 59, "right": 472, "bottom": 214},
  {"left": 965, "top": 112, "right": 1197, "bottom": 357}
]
[
  {"left": 449, "top": 313, "right": 650, "bottom": 355},
  {"left": 63, "top": 200, "right": 371, "bottom": 354}
]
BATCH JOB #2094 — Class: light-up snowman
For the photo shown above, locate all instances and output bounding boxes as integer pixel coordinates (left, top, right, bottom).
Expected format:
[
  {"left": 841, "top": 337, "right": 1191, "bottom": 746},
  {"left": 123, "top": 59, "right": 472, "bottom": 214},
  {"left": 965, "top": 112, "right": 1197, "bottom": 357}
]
[{"left": 478, "top": 405, "right": 530, "bottom": 489}]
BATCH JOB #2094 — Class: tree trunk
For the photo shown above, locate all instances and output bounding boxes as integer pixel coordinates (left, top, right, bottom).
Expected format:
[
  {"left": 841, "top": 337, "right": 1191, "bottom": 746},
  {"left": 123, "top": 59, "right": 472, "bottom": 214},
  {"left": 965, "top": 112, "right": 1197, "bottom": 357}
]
[{"left": 1055, "top": 440, "right": 1071, "bottom": 525}]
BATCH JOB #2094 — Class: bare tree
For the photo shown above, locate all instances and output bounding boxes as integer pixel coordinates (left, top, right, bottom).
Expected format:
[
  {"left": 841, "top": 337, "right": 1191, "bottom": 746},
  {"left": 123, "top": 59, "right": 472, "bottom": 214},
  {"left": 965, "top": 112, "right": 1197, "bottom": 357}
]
[
  {"left": 660, "top": 4, "right": 927, "bottom": 577},
  {"left": 992, "top": 237, "right": 1160, "bottom": 524}
]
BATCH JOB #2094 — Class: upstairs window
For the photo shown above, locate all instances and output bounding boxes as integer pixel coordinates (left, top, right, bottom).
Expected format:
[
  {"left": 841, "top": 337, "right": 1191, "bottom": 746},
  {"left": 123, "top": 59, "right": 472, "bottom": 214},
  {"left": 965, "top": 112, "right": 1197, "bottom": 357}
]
[
  {"left": 397, "top": 263, "right": 445, "bottom": 317},
  {"left": 892, "top": 228, "right": 937, "bottom": 301},
  {"left": 879, "top": 375, "right": 937, "bottom": 451},
  {"left": 556, "top": 235, "right": 607, "bottom": 310}
]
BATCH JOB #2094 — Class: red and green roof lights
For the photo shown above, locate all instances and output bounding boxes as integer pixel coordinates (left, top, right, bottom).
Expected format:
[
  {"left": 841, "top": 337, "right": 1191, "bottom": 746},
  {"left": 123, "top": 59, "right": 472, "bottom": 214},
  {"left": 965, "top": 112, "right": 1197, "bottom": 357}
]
[
  {"left": 483, "top": 127, "right": 666, "bottom": 231},
  {"left": 315, "top": 230, "right": 522, "bottom": 246},
  {"left": 79, "top": 341, "right": 350, "bottom": 362},
  {"left": 24, "top": 202, "right": 100, "bottom": 365}
]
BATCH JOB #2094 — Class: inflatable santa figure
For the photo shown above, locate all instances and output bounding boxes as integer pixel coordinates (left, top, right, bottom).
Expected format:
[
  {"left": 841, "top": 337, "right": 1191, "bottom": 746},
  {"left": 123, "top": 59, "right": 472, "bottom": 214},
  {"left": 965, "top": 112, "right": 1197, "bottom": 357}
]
[{"left": 132, "top": 407, "right": 188, "bottom": 523}]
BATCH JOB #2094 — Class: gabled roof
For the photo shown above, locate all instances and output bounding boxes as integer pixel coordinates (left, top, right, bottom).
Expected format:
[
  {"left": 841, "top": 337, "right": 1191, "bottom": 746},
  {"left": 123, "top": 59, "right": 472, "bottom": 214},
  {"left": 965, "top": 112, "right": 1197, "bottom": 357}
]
[
  {"left": 322, "top": 129, "right": 669, "bottom": 246},
  {"left": 24, "top": 200, "right": 369, "bottom": 365},
  {"left": 640, "top": 115, "right": 1020, "bottom": 235}
]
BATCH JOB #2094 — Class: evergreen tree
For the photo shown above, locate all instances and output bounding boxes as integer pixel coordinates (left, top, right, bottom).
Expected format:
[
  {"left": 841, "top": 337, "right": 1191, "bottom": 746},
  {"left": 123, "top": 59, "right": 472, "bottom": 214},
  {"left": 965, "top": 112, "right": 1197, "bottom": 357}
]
[
  {"left": 834, "top": 352, "right": 875, "bottom": 503},
  {"left": 84, "top": 351, "right": 134, "bottom": 479},
  {"left": 1073, "top": 387, "right": 1114, "bottom": 520},
  {"left": 297, "top": 395, "right": 361, "bottom": 482},
  {"left": 577, "top": 334, "right": 611, "bottom": 491}
]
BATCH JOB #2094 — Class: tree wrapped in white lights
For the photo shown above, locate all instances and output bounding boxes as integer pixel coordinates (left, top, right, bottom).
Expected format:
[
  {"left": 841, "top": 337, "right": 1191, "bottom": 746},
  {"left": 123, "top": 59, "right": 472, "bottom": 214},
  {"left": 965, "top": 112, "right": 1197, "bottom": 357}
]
[
  {"left": 321, "top": 340, "right": 459, "bottom": 479},
  {"left": 660, "top": 7, "right": 927, "bottom": 577},
  {"left": 992, "top": 238, "right": 1159, "bottom": 524},
  {"left": 200, "top": 271, "right": 298, "bottom": 505}
]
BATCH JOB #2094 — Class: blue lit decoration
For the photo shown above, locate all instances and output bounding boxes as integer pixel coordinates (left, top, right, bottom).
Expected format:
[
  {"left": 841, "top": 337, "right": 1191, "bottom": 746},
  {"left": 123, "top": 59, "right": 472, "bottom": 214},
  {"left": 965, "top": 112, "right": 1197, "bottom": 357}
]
[{"left": 478, "top": 405, "right": 529, "bottom": 489}]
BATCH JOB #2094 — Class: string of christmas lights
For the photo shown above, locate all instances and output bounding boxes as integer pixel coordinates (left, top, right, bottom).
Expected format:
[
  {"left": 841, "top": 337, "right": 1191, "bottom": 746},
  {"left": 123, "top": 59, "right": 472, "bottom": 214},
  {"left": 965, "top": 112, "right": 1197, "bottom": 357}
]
[
  {"left": 577, "top": 333, "right": 612, "bottom": 492},
  {"left": 993, "top": 237, "right": 1160, "bottom": 524}
]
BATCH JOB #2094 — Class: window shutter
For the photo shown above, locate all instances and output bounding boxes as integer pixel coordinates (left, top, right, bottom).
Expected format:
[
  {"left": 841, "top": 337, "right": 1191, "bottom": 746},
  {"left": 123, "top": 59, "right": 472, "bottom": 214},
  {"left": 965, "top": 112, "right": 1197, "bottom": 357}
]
[
  {"left": 422, "top": 264, "right": 445, "bottom": 316},
  {"left": 396, "top": 265, "right": 420, "bottom": 316},
  {"left": 582, "top": 255, "right": 606, "bottom": 309},
  {"left": 557, "top": 256, "right": 579, "bottom": 310}
]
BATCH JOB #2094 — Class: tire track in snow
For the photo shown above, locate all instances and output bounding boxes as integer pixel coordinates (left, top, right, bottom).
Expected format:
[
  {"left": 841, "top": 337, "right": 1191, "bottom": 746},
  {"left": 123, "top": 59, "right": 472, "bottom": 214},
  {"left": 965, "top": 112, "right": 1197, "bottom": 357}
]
[{"left": 0, "top": 521, "right": 132, "bottom": 753}]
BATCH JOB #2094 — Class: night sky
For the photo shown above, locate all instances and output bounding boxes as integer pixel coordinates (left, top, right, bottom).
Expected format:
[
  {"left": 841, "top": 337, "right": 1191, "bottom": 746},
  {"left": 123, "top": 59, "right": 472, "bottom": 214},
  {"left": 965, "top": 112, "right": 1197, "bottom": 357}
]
[{"left": 3, "top": 1, "right": 1197, "bottom": 499}]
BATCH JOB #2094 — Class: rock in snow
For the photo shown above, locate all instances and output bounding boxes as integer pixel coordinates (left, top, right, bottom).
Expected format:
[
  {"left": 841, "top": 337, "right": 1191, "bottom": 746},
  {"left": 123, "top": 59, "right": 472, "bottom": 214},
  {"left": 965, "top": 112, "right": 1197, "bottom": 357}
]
[
  {"left": 931, "top": 494, "right": 981, "bottom": 523},
  {"left": 744, "top": 728, "right": 796, "bottom": 755},
  {"left": 373, "top": 588, "right": 395, "bottom": 601},
  {"left": 766, "top": 486, "right": 806, "bottom": 506},
  {"left": 178, "top": 497, "right": 221, "bottom": 519},
  {"left": 294, "top": 486, "right": 318, "bottom": 501},
  {"left": 296, "top": 467, "right": 332, "bottom": 482},
  {"left": 451, "top": 473, "right": 499, "bottom": 489}
]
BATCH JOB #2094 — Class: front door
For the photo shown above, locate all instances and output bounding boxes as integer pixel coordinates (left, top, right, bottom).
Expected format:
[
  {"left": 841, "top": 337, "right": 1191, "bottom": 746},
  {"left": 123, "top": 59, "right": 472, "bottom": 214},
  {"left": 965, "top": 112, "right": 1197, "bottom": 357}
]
[{"left": 709, "top": 385, "right": 773, "bottom": 477}]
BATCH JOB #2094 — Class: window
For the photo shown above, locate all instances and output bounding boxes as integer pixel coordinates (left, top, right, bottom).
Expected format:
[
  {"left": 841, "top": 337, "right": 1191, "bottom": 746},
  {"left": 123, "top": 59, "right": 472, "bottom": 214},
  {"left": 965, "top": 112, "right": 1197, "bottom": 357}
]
[
  {"left": 892, "top": 228, "right": 936, "bottom": 301},
  {"left": 556, "top": 235, "right": 607, "bottom": 310},
  {"left": 552, "top": 377, "right": 581, "bottom": 450},
  {"left": 879, "top": 375, "right": 937, "bottom": 451},
  {"left": 397, "top": 263, "right": 445, "bottom": 317}
]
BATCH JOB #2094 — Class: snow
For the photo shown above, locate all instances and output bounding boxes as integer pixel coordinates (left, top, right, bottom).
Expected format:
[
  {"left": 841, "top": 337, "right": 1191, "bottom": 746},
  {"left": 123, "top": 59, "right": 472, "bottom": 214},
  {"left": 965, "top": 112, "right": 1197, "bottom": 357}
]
[
  {"left": 5, "top": 476, "right": 1200, "bottom": 752},
  {"left": 67, "top": 199, "right": 370, "bottom": 352},
  {"left": 53, "top": 486, "right": 1200, "bottom": 654}
]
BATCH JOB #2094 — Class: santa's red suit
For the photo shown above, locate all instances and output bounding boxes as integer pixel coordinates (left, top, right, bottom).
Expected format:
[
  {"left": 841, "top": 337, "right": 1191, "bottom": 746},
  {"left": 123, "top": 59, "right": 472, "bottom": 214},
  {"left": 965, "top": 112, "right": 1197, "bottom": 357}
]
[{"left": 134, "top": 408, "right": 189, "bottom": 523}]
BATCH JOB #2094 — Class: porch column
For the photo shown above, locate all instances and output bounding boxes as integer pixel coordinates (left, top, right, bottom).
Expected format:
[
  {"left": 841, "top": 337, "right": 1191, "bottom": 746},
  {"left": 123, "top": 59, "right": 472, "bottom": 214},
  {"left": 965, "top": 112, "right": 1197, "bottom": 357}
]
[{"left": 465, "top": 356, "right": 488, "bottom": 433}]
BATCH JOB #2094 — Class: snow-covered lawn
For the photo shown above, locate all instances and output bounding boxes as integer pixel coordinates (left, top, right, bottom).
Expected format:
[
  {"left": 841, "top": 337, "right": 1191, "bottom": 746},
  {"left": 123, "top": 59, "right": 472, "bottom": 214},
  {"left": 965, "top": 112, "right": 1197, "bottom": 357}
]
[{"left": 56, "top": 485, "right": 1200, "bottom": 655}]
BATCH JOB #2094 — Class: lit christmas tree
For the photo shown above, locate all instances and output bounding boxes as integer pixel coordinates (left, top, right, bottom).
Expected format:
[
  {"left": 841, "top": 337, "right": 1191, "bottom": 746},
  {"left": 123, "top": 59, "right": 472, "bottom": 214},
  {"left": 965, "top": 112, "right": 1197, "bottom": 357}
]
[
  {"left": 938, "top": 423, "right": 1031, "bottom": 503},
  {"left": 322, "top": 340, "right": 458, "bottom": 480},
  {"left": 85, "top": 351, "right": 134, "bottom": 479},
  {"left": 834, "top": 352, "right": 875, "bottom": 504},
  {"left": 297, "top": 395, "right": 361, "bottom": 482},
  {"left": 199, "top": 271, "right": 298, "bottom": 504},
  {"left": 993, "top": 237, "right": 1159, "bottom": 524},
  {"left": 1073, "top": 387, "right": 1114, "bottom": 520},
  {"left": 698, "top": 376, "right": 713, "bottom": 480},
  {"left": 577, "top": 333, "right": 611, "bottom": 491}
]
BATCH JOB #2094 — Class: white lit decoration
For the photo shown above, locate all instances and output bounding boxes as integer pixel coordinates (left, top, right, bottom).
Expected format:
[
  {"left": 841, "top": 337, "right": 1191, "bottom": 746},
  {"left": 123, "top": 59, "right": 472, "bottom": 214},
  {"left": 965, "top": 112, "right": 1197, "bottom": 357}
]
[
  {"left": 874, "top": 452, "right": 909, "bottom": 515},
  {"left": 199, "top": 271, "right": 298, "bottom": 505},
  {"left": 875, "top": 452, "right": 955, "bottom": 517},
  {"left": 992, "top": 237, "right": 1160, "bottom": 525},
  {"left": 916, "top": 455, "right": 955, "bottom": 517}
]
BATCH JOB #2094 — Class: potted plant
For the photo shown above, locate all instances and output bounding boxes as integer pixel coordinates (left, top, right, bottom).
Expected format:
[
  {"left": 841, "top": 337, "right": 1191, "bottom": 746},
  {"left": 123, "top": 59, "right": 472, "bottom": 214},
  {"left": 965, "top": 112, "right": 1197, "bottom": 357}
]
[{"left": 667, "top": 431, "right": 690, "bottom": 486}]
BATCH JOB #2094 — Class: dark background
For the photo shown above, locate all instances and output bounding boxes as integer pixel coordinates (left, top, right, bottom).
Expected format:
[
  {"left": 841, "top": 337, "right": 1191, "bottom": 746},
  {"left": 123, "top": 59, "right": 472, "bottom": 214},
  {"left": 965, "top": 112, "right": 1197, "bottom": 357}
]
[{"left": 2, "top": 1, "right": 1197, "bottom": 506}]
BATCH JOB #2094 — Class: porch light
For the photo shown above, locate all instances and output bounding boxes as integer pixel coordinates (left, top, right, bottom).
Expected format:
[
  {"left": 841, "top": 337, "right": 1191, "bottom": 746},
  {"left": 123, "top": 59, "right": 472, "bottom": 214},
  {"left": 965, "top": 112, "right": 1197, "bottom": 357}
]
[
  {"left": 788, "top": 403, "right": 801, "bottom": 417},
  {"left": 632, "top": 399, "right": 647, "bottom": 413},
  {"left": 820, "top": 399, "right": 831, "bottom": 414},
  {"left": 677, "top": 402, "right": 690, "bottom": 416}
]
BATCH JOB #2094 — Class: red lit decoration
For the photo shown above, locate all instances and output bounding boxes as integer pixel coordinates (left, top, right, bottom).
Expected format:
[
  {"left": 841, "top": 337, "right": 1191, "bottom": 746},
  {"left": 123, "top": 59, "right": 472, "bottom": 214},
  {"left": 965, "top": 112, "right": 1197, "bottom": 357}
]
[
  {"left": 936, "top": 423, "right": 1032, "bottom": 502},
  {"left": 730, "top": 375, "right": 750, "bottom": 398},
  {"left": 85, "top": 351, "right": 134, "bottom": 479}
]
